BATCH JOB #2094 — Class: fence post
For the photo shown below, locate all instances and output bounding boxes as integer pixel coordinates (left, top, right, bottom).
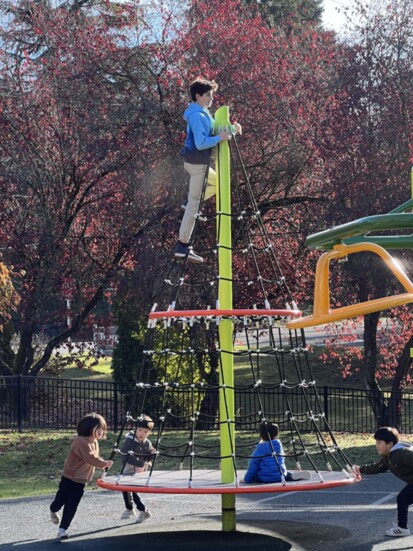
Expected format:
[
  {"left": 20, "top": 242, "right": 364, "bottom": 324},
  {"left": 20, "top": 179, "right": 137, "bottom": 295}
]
[
  {"left": 113, "top": 381, "right": 118, "bottom": 433},
  {"left": 18, "top": 375, "right": 23, "bottom": 433},
  {"left": 323, "top": 386, "right": 329, "bottom": 430}
]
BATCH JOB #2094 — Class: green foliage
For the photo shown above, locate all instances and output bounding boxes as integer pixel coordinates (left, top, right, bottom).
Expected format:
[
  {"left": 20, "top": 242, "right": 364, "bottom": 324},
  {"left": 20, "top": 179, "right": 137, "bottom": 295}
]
[
  {"left": 111, "top": 306, "right": 145, "bottom": 385},
  {"left": 148, "top": 323, "right": 219, "bottom": 384},
  {"left": 242, "top": 0, "right": 323, "bottom": 28}
]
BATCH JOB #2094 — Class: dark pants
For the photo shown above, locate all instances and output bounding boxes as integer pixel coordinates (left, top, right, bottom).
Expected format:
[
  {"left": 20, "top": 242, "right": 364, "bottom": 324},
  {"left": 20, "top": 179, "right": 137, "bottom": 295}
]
[
  {"left": 397, "top": 484, "right": 413, "bottom": 529},
  {"left": 122, "top": 491, "right": 145, "bottom": 512},
  {"left": 50, "top": 476, "right": 85, "bottom": 530}
]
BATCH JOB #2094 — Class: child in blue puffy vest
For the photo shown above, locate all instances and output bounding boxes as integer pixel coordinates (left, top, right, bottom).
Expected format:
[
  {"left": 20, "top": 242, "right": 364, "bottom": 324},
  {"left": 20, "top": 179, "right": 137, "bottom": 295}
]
[{"left": 243, "top": 422, "right": 311, "bottom": 484}]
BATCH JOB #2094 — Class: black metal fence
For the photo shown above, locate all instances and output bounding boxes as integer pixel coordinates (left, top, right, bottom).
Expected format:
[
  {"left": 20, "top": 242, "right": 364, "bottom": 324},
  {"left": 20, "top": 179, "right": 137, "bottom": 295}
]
[{"left": 2, "top": 375, "right": 413, "bottom": 433}]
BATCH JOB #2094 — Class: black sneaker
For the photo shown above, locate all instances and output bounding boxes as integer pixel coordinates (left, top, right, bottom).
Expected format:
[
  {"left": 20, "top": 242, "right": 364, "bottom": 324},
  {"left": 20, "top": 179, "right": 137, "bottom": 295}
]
[{"left": 174, "top": 242, "right": 203, "bottom": 263}]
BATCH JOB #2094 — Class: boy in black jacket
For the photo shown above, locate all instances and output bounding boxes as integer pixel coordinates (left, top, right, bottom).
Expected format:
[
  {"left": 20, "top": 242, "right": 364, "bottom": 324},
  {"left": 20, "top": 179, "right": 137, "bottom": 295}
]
[
  {"left": 120, "top": 415, "right": 156, "bottom": 523},
  {"left": 353, "top": 426, "right": 413, "bottom": 537}
]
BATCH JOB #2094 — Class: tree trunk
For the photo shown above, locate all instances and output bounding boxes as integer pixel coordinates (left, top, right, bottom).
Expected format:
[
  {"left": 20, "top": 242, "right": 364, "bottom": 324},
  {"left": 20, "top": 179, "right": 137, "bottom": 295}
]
[
  {"left": 387, "top": 334, "right": 413, "bottom": 429},
  {"left": 195, "top": 328, "right": 220, "bottom": 430},
  {"left": 363, "top": 311, "right": 388, "bottom": 427},
  {"left": 195, "top": 381, "right": 219, "bottom": 430}
]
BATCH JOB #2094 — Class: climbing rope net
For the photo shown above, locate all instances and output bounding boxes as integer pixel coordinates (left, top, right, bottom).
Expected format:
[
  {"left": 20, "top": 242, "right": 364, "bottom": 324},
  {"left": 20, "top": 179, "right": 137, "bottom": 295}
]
[{"left": 98, "top": 130, "right": 358, "bottom": 495}]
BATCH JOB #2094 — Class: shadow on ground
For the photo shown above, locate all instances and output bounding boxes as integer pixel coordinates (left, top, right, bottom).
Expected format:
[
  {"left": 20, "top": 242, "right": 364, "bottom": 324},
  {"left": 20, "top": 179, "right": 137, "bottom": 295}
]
[
  {"left": 255, "top": 520, "right": 352, "bottom": 547},
  {"left": 0, "top": 530, "right": 291, "bottom": 551}
]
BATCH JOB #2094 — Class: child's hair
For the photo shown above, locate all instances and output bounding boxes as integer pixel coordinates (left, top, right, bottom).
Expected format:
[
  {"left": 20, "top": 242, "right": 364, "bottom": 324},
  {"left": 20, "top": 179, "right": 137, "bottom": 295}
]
[
  {"left": 77, "top": 412, "right": 107, "bottom": 438},
  {"left": 374, "top": 426, "right": 400, "bottom": 445},
  {"left": 136, "top": 414, "right": 154, "bottom": 432},
  {"left": 259, "top": 421, "right": 279, "bottom": 441},
  {"left": 189, "top": 78, "right": 218, "bottom": 101}
]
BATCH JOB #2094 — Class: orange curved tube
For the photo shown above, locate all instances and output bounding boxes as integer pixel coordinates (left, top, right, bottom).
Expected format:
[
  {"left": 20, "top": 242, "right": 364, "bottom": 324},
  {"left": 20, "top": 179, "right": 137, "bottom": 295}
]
[{"left": 287, "top": 242, "right": 413, "bottom": 329}]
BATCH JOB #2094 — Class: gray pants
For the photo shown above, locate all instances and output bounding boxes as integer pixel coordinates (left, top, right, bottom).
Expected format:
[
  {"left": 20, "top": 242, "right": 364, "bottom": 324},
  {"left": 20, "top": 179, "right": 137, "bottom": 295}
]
[{"left": 179, "top": 162, "right": 216, "bottom": 244}]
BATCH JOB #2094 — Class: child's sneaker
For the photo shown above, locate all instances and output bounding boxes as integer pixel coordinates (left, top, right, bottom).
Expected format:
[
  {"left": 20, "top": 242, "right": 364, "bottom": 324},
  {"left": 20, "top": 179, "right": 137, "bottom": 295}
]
[
  {"left": 56, "top": 528, "right": 69, "bottom": 540},
  {"left": 174, "top": 242, "right": 203, "bottom": 263},
  {"left": 50, "top": 510, "right": 60, "bottom": 525},
  {"left": 135, "top": 510, "right": 151, "bottom": 524},
  {"left": 121, "top": 508, "right": 136, "bottom": 520},
  {"left": 385, "top": 526, "right": 410, "bottom": 537},
  {"left": 290, "top": 470, "right": 312, "bottom": 481}
]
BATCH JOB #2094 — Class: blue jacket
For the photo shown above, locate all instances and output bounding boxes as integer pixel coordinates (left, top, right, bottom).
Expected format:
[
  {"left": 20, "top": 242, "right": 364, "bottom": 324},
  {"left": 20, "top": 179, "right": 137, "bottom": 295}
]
[
  {"left": 244, "top": 439, "right": 287, "bottom": 483},
  {"left": 181, "top": 103, "right": 222, "bottom": 164}
]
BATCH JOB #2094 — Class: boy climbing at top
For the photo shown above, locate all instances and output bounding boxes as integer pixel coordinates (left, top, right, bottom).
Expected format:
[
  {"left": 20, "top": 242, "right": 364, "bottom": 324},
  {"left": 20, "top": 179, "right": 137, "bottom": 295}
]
[
  {"left": 174, "top": 77, "right": 241, "bottom": 264},
  {"left": 353, "top": 426, "right": 413, "bottom": 537}
]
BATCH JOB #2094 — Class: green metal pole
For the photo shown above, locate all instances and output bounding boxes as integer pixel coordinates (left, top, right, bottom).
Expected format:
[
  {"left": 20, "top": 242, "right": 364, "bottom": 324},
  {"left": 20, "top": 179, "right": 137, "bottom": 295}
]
[{"left": 214, "top": 106, "right": 235, "bottom": 532}]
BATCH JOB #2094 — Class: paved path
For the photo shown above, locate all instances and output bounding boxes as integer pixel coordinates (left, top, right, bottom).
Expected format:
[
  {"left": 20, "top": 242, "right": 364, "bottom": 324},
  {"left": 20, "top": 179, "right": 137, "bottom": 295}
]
[{"left": 0, "top": 473, "right": 411, "bottom": 550}]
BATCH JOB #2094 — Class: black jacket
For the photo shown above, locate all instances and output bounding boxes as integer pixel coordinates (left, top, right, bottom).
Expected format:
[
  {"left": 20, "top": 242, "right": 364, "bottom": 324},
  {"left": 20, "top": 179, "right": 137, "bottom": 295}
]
[
  {"left": 360, "top": 442, "right": 413, "bottom": 484},
  {"left": 120, "top": 432, "right": 153, "bottom": 474}
]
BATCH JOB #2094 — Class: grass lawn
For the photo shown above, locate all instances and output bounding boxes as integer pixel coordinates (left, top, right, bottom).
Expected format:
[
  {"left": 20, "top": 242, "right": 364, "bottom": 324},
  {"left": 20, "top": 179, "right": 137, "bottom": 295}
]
[
  {"left": 59, "top": 349, "right": 362, "bottom": 388},
  {"left": 0, "top": 429, "right": 118, "bottom": 500},
  {"left": 0, "top": 429, "right": 379, "bottom": 500},
  {"left": 55, "top": 343, "right": 392, "bottom": 394},
  {"left": 59, "top": 356, "right": 113, "bottom": 382},
  {"left": 234, "top": 352, "right": 361, "bottom": 389}
]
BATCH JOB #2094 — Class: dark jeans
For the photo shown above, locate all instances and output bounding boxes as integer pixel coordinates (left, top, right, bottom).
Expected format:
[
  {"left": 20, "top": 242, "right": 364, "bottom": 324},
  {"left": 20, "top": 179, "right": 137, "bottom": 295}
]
[
  {"left": 397, "top": 484, "right": 413, "bottom": 529},
  {"left": 122, "top": 491, "right": 145, "bottom": 512},
  {"left": 50, "top": 476, "right": 85, "bottom": 530}
]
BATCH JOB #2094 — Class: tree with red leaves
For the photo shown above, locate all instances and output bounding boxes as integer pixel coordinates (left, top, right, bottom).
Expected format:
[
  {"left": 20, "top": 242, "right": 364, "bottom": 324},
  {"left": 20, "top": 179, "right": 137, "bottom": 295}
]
[
  {"left": 0, "top": 0, "right": 181, "bottom": 375},
  {"left": 6, "top": 0, "right": 412, "bottom": 410},
  {"left": 312, "top": 0, "right": 413, "bottom": 426},
  {"left": 182, "top": 0, "right": 345, "bottom": 290},
  {"left": 0, "top": 0, "right": 346, "bottom": 379}
]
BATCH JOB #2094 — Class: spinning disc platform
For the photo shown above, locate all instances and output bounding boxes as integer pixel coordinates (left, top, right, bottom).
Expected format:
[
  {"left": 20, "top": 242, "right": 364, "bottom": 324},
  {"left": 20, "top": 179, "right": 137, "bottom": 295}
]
[{"left": 97, "top": 469, "right": 359, "bottom": 495}]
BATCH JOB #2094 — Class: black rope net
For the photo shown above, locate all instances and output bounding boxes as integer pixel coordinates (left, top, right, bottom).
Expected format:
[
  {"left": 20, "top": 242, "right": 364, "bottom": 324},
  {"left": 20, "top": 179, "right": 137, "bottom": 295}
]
[{"left": 100, "top": 136, "right": 357, "bottom": 493}]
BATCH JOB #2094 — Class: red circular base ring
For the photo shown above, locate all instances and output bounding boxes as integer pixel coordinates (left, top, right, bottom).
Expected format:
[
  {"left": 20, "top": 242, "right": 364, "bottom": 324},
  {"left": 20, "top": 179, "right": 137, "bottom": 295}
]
[{"left": 97, "top": 469, "right": 359, "bottom": 495}]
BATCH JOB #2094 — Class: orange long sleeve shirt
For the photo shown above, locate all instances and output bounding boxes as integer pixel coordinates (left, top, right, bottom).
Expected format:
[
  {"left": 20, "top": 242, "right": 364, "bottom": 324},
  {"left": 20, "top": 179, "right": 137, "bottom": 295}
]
[{"left": 62, "top": 436, "right": 107, "bottom": 484}]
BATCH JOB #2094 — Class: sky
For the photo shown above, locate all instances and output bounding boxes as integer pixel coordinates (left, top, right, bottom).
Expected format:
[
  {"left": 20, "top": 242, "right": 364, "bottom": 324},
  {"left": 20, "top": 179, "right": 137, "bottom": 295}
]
[
  {"left": 53, "top": 0, "right": 373, "bottom": 37},
  {"left": 322, "top": 0, "right": 353, "bottom": 32},
  {"left": 49, "top": 0, "right": 372, "bottom": 35},
  {"left": 107, "top": 0, "right": 373, "bottom": 36},
  {"left": 321, "top": 0, "right": 372, "bottom": 34}
]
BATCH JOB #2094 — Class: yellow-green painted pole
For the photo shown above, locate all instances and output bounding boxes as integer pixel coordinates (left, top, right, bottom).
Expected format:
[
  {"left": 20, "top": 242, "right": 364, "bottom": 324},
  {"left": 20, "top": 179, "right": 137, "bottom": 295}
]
[{"left": 214, "top": 106, "right": 235, "bottom": 532}]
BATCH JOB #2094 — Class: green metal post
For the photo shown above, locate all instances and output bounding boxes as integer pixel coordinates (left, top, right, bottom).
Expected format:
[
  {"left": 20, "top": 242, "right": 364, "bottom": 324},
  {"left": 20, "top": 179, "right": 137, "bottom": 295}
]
[{"left": 214, "top": 106, "right": 235, "bottom": 532}]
